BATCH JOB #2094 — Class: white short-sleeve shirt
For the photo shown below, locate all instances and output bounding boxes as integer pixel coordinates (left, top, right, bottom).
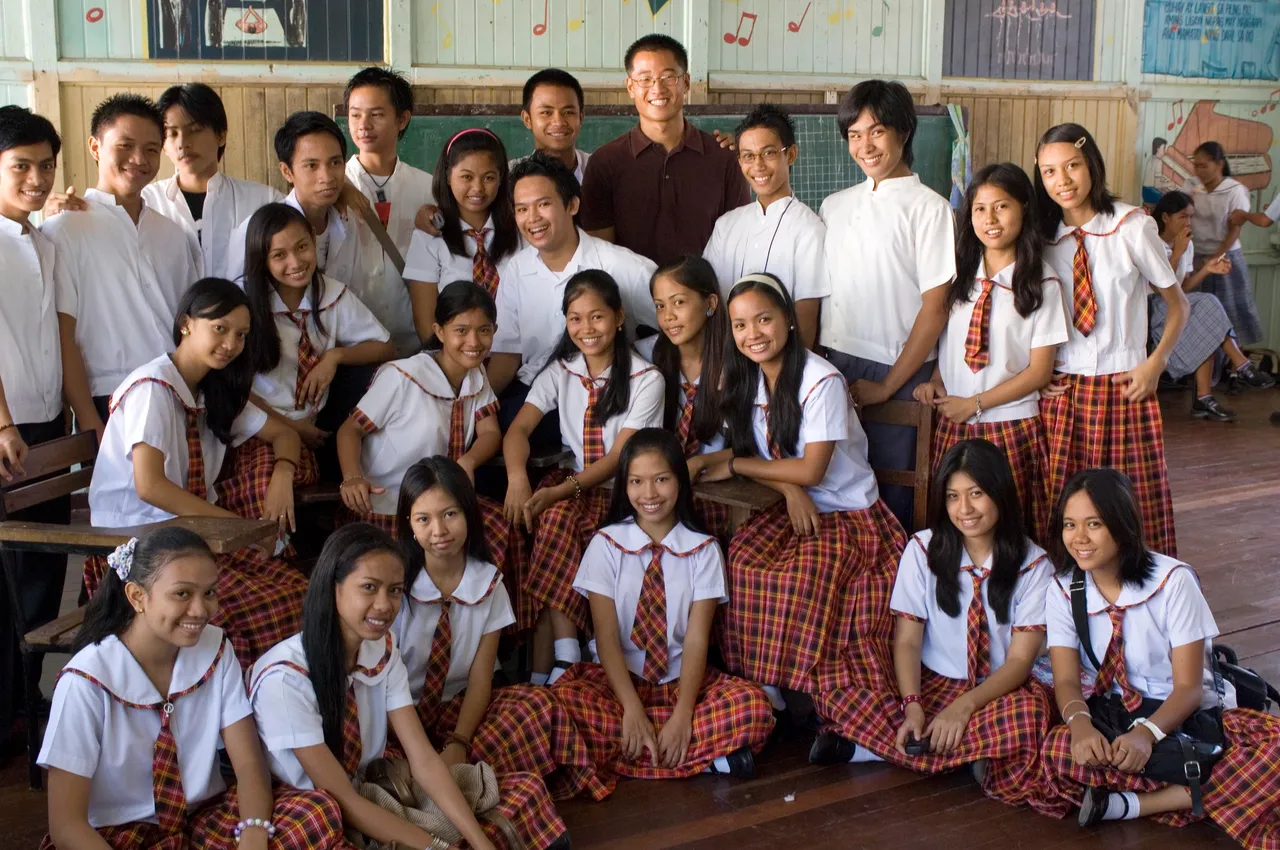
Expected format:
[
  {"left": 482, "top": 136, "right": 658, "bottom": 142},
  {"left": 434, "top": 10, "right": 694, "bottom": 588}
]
[
  {"left": 1263, "top": 192, "right": 1280, "bottom": 222},
  {"left": 492, "top": 230, "right": 660, "bottom": 385},
  {"left": 142, "top": 172, "right": 282, "bottom": 279},
  {"left": 45, "top": 189, "right": 200, "bottom": 397},
  {"left": 353, "top": 353, "right": 498, "bottom": 516},
  {"left": 819, "top": 175, "right": 957, "bottom": 365},
  {"left": 0, "top": 217, "right": 62, "bottom": 424},
  {"left": 524, "top": 352, "right": 664, "bottom": 472},
  {"left": 394, "top": 558, "right": 515, "bottom": 702},
  {"left": 88, "top": 355, "right": 267, "bottom": 528},
  {"left": 1190, "top": 177, "right": 1250, "bottom": 254},
  {"left": 402, "top": 216, "right": 506, "bottom": 287},
  {"left": 574, "top": 519, "right": 726, "bottom": 684},
  {"left": 37, "top": 625, "right": 250, "bottom": 828},
  {"left": 748, "top": 350, "right": 878, "bottom": 513},
  {"left": 345, "top": 156, "right": 435, "bottom": 263},
  {"left": 248, "top": 632, "right": 413, "bottom": 789},
  {"left": 1043, "top": 203, "right": 1179, "bottom": 376},
  {"left": 703, "top": 197, "right": 830, "bottom": 303},
  {"left": 1045, "top": 554, "right": 1230, "bottom": 709},
  {"left": 1157, "top": 239, "right": 1194, "bottom": 289},
  {"left": 251, "top": 274, "right": 390, "bottom": 420},
  {"left": 509, "top": 149, "right": 591, "bottom": 185},
  {"left": 936, "top": 261, "right": 1069, "bottom": 422},
  {"left": 890, "top": 530, "right": 1053, "bottom": 681}
]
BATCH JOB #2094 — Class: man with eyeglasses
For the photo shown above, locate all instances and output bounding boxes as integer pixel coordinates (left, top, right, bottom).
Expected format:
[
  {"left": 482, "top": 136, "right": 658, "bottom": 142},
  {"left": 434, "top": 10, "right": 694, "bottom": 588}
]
[{"left": 579, "top": 33, "right": 749, "bottom": 268}]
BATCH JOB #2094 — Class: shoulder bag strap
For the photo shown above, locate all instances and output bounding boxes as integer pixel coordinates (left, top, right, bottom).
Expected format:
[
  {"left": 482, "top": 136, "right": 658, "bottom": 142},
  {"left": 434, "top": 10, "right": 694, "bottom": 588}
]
[
  {"left": 359, "top": 203, "right": 406, "bottom": 275},
  {"left": 1072, "top": 566, "right": 1104, "bottom": 671}
]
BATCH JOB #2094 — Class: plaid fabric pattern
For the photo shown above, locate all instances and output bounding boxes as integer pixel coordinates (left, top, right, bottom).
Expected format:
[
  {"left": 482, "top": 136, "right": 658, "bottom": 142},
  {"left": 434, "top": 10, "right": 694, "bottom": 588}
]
[
  {"left": 183, "top": 409, "right": 207, "bottom": 502},
  {"left": 1041, "top": 373, "right": 1177, "bottom": 557},
  {"left": 419, "top": 601, "right": 452, "bottom": 710},
  {"left": 677, "top": 383, "right": 699, "bottom": 455},
  {"left": 351, "top": 408, "right": 378, "bottom": 435},
  {"left": 340, "top": 684, "right": 362, "bottom": 776},
  {"left": 963, "top": 278, "right": 996, "bottom": 371},
  {"left": 286, "top": 311, "right": 322, "bottom": 411},
  {"left": 39, "top": 823, "right": 181, "bottom": 850},
  {"left": 1198, "top": 247, "right": 1264, "bottom": 344},
  {"left": 217, "top": 439, "right": 319, "bottom": 522},
  {"left": 695, "top": 499, "right": 734, "bottom": 545},
  {"left": 448, "top": 398, "right": 467, "bottom": 460},
  {"left": 334, "top": 507, "right": 399, "bottom": 536},
  {"left": 524, "top": 469, "right": 611, "bottom": 632},
  {"left": 489, "top": 771, "right": 566, "bottom": 850},
  {"left": 579, "top": 377, "right": 606, "bottom": 465},
  {"left": 551, "top": 662, "right": 775, "bottom": 779},
  {"left": 1092, "top": 607, "right": 1144, "bottom": 712},
  {"left": 632, "top": 546, "right": 670, "bottom": 682},
  {"left": 1149, "top": 291, "right": 1234, "bottom": 381},
  {"left": 815, "top": 670, "right": 1055, "bottom": 808},
  {"left": 932, "top": 414, "right": 1052, "bottom": 546},
  {"left": 1071, "top": 230, "right": 1098, "bottom": 336},
  {"left": 467, "top": 228, "right": 501, "bottom": 298},
  {"left": 718, "top": 499, "right": 906, "bottom": 694},
  {"left": 964, "top": 569, "right": 991, "bottom": 685}
]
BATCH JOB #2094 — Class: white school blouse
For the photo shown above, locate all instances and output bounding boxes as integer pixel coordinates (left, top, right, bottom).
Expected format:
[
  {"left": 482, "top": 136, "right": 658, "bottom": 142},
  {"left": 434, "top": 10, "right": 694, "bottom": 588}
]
[
  {"left": 251, "top": 274, "right": 390, "bottom": 420},
  {"left": 403, "top": 216, "right": 504, "bottom": 287},
  {"left": 818, "top": 175, "right": 957, "bottom": 366},
  {"left": 890, "top": 530, "right": 1053, "bottom": 681},
  {"left": 45, "top": 189, "right": 200, "bottom": 397},
  {"left": 1159, "top": 239, "right": 1194, "bottom": 288},
  {"left": 37, "top": 625, "right": 250, "bottom": 828},
  {"left": 395, "top": 558, "right": 515, "bottom": 702},
  {"left": 248, "top": 632, "right": 414, "bottom": 789},
  {"left": 936, "top": 260, "right": 1069, "bottom": 422},
  {"left": 633, "top": 336, "right": 725, "bottom": 453},
  {"left": 574, "top": 519, "right": 727, "bottom": 684},
  {"left": 509, "top": 149, "right": 591, "bottom": 185},
  {"left": 703, "top": 196, "right": 829, "bottom": 302},
  {"left": 1189, "top": 177, "right": 1250, "bottom": 254},
  {"left": 1043, "top": 203, "right": 1178, "bottom": 376},
  {"left": 749, "top": 350, "right": 878, "bottom": 513},
  {"left": 525, "top": 351, "right": 665, "bottom": 472},
  {"left": 492, "top": 230, "right": 660, "bottom": 385},
  {"left": 88, "top": 355, "right": 267, "bottom": 528},
  {"left": 0, "top": 216, "right": 61, "bottom": 424},
  {"left": 1045, "top": 553, "right": 1233, "bottom": 709},
  {"left": 142, "top": 172, "right": 282, "bottom": 279},
  {"left": 353, "top": 353, "right": 499, "bottom": 516}
]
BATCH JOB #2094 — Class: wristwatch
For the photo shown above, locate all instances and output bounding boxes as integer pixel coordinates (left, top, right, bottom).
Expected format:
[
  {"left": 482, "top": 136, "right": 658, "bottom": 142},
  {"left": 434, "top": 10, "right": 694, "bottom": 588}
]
[{"left": 1129, "top": 716, "right": 1166, "bottom": 743}]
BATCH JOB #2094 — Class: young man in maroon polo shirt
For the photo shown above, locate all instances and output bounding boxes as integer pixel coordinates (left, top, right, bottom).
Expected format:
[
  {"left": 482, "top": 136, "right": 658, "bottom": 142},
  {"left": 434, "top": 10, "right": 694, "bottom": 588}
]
[{"left": 580, "top": 34, "right": 749, "bottom": 267}]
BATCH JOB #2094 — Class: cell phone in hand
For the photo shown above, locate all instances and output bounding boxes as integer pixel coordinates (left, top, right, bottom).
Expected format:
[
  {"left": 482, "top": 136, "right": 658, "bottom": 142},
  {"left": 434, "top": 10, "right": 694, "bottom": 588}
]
[
  {"left": 904, "top": 734, "right": 929, "bottom": 756},
  {"left": 431, "top": 211, "right": 445, "bottom": 230}
]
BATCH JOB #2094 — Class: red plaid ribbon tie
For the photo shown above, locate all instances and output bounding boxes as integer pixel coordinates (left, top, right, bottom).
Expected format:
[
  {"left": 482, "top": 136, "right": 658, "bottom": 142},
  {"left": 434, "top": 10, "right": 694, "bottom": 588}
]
[
  {"left": 447, "top": 398, "right": 467, "bottom": 461},
  {"left": 631, "top": 544, "right": 670, "bottom": 682},
  {"left": 1092, "top": 606, "right": 1144, "bottom": 711},
  {"left": 963, "top": 278, "right": 996, "bottom": 372},
  {"left": 467, "top": 228, "right": 500, "bottom": 298},
  {"left": 580, "top": 376, "right": 607, "bottom": 466},
  {"left": 289, "top": 311, "right": 322, "bottom": 411},
  {"left": 184, "top": 407, "right": 207, "bottom": 502},
  {"left": 340, "top": 682, "right": 363, "bottom": 776},
  {"left": 964, "top": 568, "right": 992, "bottom": 686},
  {"left": 419, "top": 600, "right": 453, "bottom": 719},
  {"left": 1070, "top": 229, "right": 1098, "bottom": 337},
  {"left": 677, "top": 382, "right": 700, "bottom": 456}
]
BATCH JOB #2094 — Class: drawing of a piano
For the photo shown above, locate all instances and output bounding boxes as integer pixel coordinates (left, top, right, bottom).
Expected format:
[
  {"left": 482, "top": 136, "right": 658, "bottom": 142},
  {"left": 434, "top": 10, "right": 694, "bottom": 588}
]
[{"left": 1158, "top": 100, "right": 1275, "bottom": 195}]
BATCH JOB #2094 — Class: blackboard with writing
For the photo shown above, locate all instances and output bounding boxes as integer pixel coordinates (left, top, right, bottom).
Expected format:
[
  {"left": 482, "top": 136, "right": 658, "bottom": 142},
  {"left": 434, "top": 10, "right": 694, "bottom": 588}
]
[{"left": 944, "top": 0, "right": 1096, "bottom": 81}]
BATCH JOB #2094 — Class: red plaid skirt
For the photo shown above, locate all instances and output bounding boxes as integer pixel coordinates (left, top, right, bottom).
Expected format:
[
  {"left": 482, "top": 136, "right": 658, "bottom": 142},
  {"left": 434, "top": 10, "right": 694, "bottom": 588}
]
[
  {"left": 718, "top": 499, "right": 906, "bottom": 694},
  {"left": 814, "top": 672, "right": 1055, "bottom": 807},
  {"left": 695, "top": 499, "right": 735, "bottom": 546},
  {"left": 216, "top": 438, "right": 319, "bottom": 520},
  {"left": 1040, "top": 374, "right": 1176, "bottom": 557},
  {"left": 1038, "top": 707, "right": 1280, "bottom": 847},
  {"left": 932, "top": 415, "right": 1053, "bottom": 546},
  {"left": 523, "top": 470, "right": 611, "bottom": 633},
  {"left": 489, "top": 771, "right": 567, "bottom": 850},
  {"left": 420, "top": 684, "right": 613, "bottom": 801},
  {"left": 551, "top": 662, "right": 776, "bottom": 779},
  {"left": 84, "top": 548, "right": 306, "bottom": 667}
]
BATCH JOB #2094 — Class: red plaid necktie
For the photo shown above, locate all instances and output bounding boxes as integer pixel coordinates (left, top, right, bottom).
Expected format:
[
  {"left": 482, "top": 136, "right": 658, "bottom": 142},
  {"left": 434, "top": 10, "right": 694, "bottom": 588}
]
[
  {"left": 1091, "top": 607, "right": 1143, "bottom": 711},
  {"left": 580, "top": 376, "right": 606, "bottom": 465},
  {"left": 340, "top": 682, "right": 362, "bottom": 776},
  {"left": 447, "top": 399, "right": 466, "bottom": 461},
  {"left": 288, "top": 312, "right": 321, "bottom": 410},
  {"left": 631, "top": 544, "right": 670, "bottom": 682},
  {"left": 963, "top": 278, "right": 996, "bottom": 372},
  {"left": 420, "top": 600, "right": 452, "bottom": 712},
  {"left": 467, "top": 229, "right": 500, "bottom": 298},
  {"left": 677, "top": 382, "right": 699, "bottom": 456},
  {"left": 184, "top": 408, "right": 206, "bottom": 502},
  {"left": 1070, "top": 229, "right": 1098, "bottom": 337},
  {"left": 964, "top": 568, "right": 991, "bottom": 686}
]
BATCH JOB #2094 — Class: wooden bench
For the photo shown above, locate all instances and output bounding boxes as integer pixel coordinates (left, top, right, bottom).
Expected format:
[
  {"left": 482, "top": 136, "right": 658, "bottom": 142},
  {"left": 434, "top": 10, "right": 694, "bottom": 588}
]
[
  {"left": 860, "top": 399, "right": 934, "bottom": 531},
  {"left": 0, "top": 431, "right": 277, "bottom": 789},
  {"left": 693, "top": 477, "right": 782, "bottom": 533}
]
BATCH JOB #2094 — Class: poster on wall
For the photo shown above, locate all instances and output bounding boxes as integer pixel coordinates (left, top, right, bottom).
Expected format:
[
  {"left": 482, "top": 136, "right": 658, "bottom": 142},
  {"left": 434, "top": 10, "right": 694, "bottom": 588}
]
[
  {"left": 1141, "top": 99, "right": 1275, "bottom": 207},
  {"left": 1142, "top": 0, "right": 1280, "bottom": 80},
  {"left": 943, "top": 0, "right": 1096, "bottom": 81},
  {"left": 146, "top": 0, "right": 384, "bottom": 61}
]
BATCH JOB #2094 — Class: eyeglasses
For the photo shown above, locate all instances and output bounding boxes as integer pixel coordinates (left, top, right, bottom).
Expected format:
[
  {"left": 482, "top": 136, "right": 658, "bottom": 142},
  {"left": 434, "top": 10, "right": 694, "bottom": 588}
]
[
  {"left": 629, "top": 72, "right": 686, "bottom": 90},
  {"left": 738, "top": 147, "right": 788, "bottom": 167}
]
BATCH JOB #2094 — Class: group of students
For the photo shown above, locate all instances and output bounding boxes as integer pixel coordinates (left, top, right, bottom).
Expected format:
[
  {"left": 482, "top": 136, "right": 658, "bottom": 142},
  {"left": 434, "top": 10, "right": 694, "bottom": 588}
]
[{"left": 1, "top": 28, "right": 1277, "bottom": 850}]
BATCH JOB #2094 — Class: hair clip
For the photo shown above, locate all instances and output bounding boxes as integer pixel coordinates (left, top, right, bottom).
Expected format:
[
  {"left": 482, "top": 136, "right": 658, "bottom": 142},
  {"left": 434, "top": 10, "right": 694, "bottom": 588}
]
[
  {"left": 108, "top": 537, "right": 139, "bottom": 582},
  {"left": 1074, "top": 136, "right": 1088, "bottom": 149}
]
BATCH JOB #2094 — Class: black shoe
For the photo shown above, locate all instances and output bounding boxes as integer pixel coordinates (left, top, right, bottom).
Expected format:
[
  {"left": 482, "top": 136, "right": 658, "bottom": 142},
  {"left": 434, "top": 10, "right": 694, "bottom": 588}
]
[
  {"left": 808, "top": 731, "right": 856, "bottom": 765},
  {"left": 546, "top": 832, "right": 573, "bottom": 850},
  {"left": 1192, "top": 396, "right": 1237, "bottom": 421},
  {"left": 709, "top": 746, "right": 756, "bottom": 779},
  {"left": 1077, "top": 785, "right": 1111, "bottom": 827},
  {"left": 1236, "top": 364, "right": 1277, "bottom": 389}
]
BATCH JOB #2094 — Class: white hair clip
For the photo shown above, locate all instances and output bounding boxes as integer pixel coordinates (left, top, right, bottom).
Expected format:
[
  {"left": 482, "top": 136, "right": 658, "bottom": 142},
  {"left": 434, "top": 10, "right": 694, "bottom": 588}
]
[
  {"left": 1074, "top": 136, "right": 1088, "bottom": 149},
  {"left": 108, "top": 537, "right": 139, "bottom": 582}
]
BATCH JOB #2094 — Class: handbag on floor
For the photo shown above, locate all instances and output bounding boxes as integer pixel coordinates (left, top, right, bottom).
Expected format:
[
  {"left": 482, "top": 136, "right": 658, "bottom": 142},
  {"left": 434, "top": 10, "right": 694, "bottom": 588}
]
[{"left": 1213, "top": 644, "right": 1280, "bottom": 712}]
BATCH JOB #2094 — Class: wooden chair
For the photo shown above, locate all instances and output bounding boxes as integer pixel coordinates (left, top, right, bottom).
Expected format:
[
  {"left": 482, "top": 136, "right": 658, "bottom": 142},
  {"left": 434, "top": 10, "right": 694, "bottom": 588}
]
[
  {"left": 860, "top": 399, "right": 934, "bottom": 531},
  {"left": 0, "top": 432, "right": 277, "bottom": 789}
]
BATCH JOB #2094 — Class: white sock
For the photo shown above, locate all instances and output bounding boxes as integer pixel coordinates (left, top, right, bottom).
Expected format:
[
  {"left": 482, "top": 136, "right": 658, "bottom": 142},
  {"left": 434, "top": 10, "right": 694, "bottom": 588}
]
[
  {"left": 529, "top": 672, "right": 549, "bottom": 686},
  {"left": 1103, "top": 791, "right": 1140, "bottom": 821},
  {"left": 711, "top": 755, "right": 732, "bottom": 773},
  {"left": 761, "top": 684, "right": 786, "bottom": 712},
  {"left": 554, "top": 639, "right": 581, "bottom": 664},
  {"left": 846, "top": 744, "right": 884, "bottom": 764},
  {"left": 547, "top": 665, "right": 569, "bottom": 685}
]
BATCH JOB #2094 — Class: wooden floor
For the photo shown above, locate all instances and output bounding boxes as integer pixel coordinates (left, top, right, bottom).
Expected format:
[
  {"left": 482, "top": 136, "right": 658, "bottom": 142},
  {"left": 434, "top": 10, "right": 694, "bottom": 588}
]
[{"left": 3, "top": 387, "right": 1278, "bottom": 849}]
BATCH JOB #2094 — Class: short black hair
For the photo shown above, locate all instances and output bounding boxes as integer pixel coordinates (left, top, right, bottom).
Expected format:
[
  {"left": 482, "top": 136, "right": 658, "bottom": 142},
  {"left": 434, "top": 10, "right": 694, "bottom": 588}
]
[
  {"left": 624, "top": 34, "right": 688, "bottom": 74},
  {"left": 274, "top": 111, "right": 347, "bottom": 165},
  {"left": 157, "top": 83, "right": 229, "bottom": 161},
  {"left": 1151, "top": 136, "right": 1167, "bottom": 155},
  {"left": 522, "top": 68, "right": 585, "bottom": 112},
  {"left": 509, "top": 149, "right": 581, "bottom": 207},
  {"left": 344, "top": 67, "right": 414, "bottom": 140},
  {"left": 735, "top": 103, "right": 795, "bottom": 149},
  {"left": 1049, "top": 468, "right": 1156, "bottom": 588},
  {"left": 0, "top": 105, "right": 61, "bottom": 158},
  {"left": 1151, "top": 190, "right": 1192, "bottom": 235},
  {"left": 1194, "top": 140, "right": 1231, "bottom": 178},
  {"left": 90, "top": 93, "right": 163, "bottom": 140},
  {"left": 836, "top": 79, "right": 916, "bottom": 168}
]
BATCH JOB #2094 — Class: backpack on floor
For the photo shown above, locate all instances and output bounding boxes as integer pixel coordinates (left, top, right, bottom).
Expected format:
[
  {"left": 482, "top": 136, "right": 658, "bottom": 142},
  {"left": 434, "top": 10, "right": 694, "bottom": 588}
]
[{"left": 1213, "top": 644, "right": 1280, "bottom": 713}]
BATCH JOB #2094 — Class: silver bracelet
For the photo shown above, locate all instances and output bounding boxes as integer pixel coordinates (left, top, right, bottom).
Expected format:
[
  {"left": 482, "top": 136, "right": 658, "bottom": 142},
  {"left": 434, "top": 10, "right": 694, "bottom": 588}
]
[
  {"left": 1064, "top": 709, "right": 1092, "bottom": 725},
  {"left": 234, "top": 817, "right": 276, "bottom": 843},
  {"left": 427, "top": 837, "right": 451, "bottom": 850},
  {"left": 974, "top": 393, "right": 984, "bottom": 422}
]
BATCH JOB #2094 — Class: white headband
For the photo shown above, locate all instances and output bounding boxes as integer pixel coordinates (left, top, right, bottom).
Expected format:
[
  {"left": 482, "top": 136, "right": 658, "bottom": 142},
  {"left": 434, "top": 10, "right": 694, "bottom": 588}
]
[
  {"left": 732, "top": 273, "right": 789, "bottom": 302},
  {"left": 108, "top": 537, "right": 139, "bottom": 582}
]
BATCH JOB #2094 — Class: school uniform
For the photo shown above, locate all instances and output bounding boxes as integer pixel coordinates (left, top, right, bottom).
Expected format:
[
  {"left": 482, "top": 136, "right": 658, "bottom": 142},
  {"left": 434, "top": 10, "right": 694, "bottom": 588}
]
[
  {"left": 818, "top": 174, "right": 957, "bottom": 530},
  {"left": 83, "top": 355, "right": 307, "bottom": 664},
  {"left": 1190, "top": 178, "right": 1263, "bottom": 343},
  {"left": 1041, "top": 203, "right": 1179, "bottom": 557},
  {"left": 142, "top": 172, "right": 282, "bottom": 279},
  {"left": 1036, "top": 555, "right": 1280, "bottom": 848},
  {"left": 815, "top": 531, "right": 1056, "bottom": 807},
  {"left": 702, "top": 196, "right": 830, "bottom": 302},
  {"left": 403, "top": 216, "right": 513, "bottom": 301},
  {"left": 931, "top": 261, "right": 1069, "bottom": 544},
  {"left": 552, "top": 519, "right": 775, "bottom": 778},
  {"left": 36, "top": 625, "right": 345, "bottom": 849},
  {"left": 718, "top": 350, "right": 907, "bottom": 696},
  {"left": 521, "top": 352, "right": 665, "bottom": 632},
  {"left": 395, "top": 558, "right": 612, "bottom": 801},
  {"left": 249, "top": 632, "right": 569, "bottom": 850},
  {"left": 1148, "top": 240, "right": 1234, "bottom": 382},
  {"left": 510, "top": 149, "right": 591, "bottom": 185}
]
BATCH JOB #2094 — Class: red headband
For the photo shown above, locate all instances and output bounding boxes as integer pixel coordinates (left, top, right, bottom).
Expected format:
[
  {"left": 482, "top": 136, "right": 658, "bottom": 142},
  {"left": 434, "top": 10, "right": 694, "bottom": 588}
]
[{"left": 446, "top": 127, "right": 500, "bottom": 157}]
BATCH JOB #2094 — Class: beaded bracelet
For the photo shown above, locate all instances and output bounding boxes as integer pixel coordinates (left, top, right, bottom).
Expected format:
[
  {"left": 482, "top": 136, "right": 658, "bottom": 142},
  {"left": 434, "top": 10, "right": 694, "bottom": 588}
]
[
  {"left": 234, "top": 817, "right": 276, "bottom": 843},
  {"left": 900, "top": 694, "right": 921, "bottom": 715},
  {"left": 274, "top": 457, "right": 298, "bottom": 472},
  {"left": 445, "top": 731, "right": 472, "bottom": 750},
  {"left": 0, "top": 422, "right": 15, "bottom": 434},
  {"left": 566, "top": 474, "right": 583, "bottom": 500}
]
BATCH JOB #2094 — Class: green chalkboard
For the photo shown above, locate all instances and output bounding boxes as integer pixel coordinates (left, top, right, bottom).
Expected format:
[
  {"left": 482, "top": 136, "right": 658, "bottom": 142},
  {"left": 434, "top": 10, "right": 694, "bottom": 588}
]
[{"left": 338, "top": 104, "right": 962, "bottom": 212}]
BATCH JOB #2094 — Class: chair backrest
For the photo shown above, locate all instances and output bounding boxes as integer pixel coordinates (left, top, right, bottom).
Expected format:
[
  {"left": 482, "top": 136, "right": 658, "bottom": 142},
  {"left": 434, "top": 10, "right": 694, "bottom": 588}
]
[
  {"left": 859, "top": 400, "right": 933, "bottom": 531},
  {"left": 0, "top": 431, "right": 98, "bottom": 520}
]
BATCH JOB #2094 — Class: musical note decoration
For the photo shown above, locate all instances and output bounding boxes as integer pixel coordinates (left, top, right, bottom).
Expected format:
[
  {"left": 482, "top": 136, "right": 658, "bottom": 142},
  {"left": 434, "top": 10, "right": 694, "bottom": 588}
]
[
  {"left": 1252, "top": 89, "right": 1280, "bottom": 118},
  {"left": 1167, "top": 99, "right": 1184, "bottom": 132},
  {"left": 871, "top": 0, "right": 889, "bottom": 37},
  {"left": 85, "top": 6, "right": 104, "bottom": 22},
  {"left": 431, "top": 3, "right": 454, "bottom": 48},
  {"left": 534, "top": 0, "right": 549, "bottom": 34},
  {"left": 789, "top": 2, "right": 812, "bottom": 33},
  {"left": 827, "top": 2, "right": 852, "bottom": 25},
  {"left": 648, "top": 0, "right": 672, "bottom": 14},
  {"left": 724, "top": 11, "right": 757, "bottom": 46},
  {"left": 569, "top": 0, "right": 586, "bottom": 31}
]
